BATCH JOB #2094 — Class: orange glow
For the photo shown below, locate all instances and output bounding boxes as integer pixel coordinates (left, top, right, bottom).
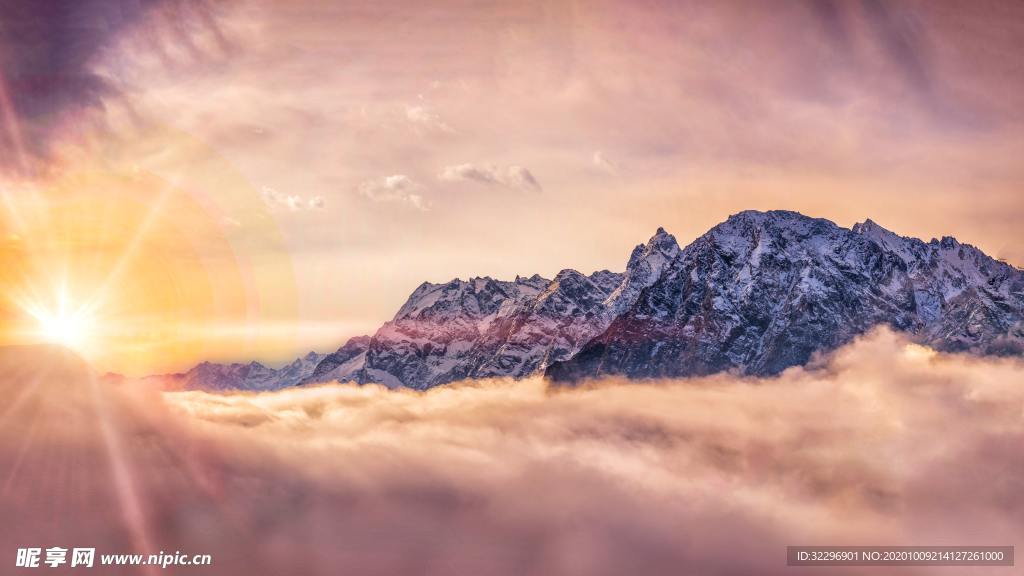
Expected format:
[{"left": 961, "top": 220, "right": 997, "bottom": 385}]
[{"left": 0, "top": 145, "right": 302, "bottom": 375}]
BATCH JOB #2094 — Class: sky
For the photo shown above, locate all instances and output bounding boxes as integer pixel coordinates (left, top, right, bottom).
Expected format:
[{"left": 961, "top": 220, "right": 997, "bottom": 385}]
[{"left": 1, "top": 0, "right": 1023, "bottom": 373}]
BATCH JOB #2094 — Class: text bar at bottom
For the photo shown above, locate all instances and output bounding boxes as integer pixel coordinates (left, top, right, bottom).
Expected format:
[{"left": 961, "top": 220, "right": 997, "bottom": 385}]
[{"left": 787, "top": 546, "right": 1014, "bottom": 566}]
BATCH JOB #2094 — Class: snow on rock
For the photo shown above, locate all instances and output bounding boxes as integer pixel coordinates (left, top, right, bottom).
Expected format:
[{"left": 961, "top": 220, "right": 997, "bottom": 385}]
[
  {"left": 548, "top": 210, "right": 1024, "bottom": 382},
  {"left": 166, "top": 351, "right": 328, "bottom": 391},
  {"left": 173, "top": 211, "right": 1024, "bottom": 391}
]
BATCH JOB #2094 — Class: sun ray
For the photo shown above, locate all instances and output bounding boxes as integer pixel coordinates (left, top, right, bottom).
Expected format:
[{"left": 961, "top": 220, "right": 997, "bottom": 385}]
[
  {"left": 0, "top": 387, "right": 44, "bottom": 497},
  {"left": 0, "top": 141, "right": 299, "bottom": 374},
  {"left": 80, "top": 182, "right": 174, "bottom": 317},
  {"left": 88, "top": 372, "right": 161, "bottom": 576},
  {"left": 0, "top": 70, "right": 30, "bottom": 175}
]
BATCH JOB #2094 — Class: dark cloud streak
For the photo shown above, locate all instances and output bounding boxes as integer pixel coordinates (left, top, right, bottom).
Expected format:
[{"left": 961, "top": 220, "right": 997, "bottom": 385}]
[
  {"left": 861, "top": 0, "right": 933, "bottom": 93},
  {"left": 0, "top": 0, "right": 223, "bottom": 176}
]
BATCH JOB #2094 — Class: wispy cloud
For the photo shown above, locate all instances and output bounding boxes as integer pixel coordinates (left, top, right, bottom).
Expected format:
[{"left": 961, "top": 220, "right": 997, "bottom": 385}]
[
  {"left": 358, "top": 174, "right": 429, "bottom": 211},
  {"left": 405, "top": 104, "right": 454, "bottom": 134},
  {"left": 439, "top": 163, "right": 542, "bottom": 192},
  {"left": 261, "top": 186, "right": 325, "bottom": 211},
  {"left": 0, "top": 0, "right": 224, "bottom": 176},
  {"left": 592, "top": 151, "right": 619, "bottom": 175}
]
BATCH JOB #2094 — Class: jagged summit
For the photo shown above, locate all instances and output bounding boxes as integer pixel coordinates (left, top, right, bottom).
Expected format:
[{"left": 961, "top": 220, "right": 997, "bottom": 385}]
[
  {"left": 605, "top": 226, "right": 681, "bottom": 316},
  {"left": 852, "top": 217, "right": 904, "bottom": 246},
  {"left": 170, "top": 210, "right": 1024, "bottom": 391},
  {"left": 720, "top": 209, "right": 826, "bottom": 226},
  {"left": 548, "top": 212, "right": 1023, "bottom": 382},
  {"left": 514, "top": 273, "right": 546, "bottom": 283},
  {"left": 851, "top": 217, "right": 886, "bottom": 233},
  {"left": 154, "top": 350, "right": 327, "bottom": 391},
  {"left": 393, "top": 274, "right": 549, "bottom": 322},
  {"left": 710, "top": 209, "right": 841, "bottom": 240}
]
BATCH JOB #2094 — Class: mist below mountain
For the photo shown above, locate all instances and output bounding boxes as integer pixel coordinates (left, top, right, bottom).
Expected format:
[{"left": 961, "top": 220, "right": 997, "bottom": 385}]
[{"left": 4, "top": 331, "right": 1023, "bottom": 575}]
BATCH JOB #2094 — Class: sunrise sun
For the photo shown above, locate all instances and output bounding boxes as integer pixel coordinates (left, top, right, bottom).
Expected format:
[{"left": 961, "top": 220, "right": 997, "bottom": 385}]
[
  {"left": 36, "top": 308, "right": 93, "bottom": 351},
  {"left": 24, "top": 286, "right": 98, "bottom": 354}
]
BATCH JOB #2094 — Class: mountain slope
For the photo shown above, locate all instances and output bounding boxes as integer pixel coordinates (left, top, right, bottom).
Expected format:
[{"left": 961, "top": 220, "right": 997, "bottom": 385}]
[
  {"left": 300, "top": 336, "right": 371, "bottom": 385},
  {"left": 356, "top": 275, "right": 551, "bottom": 388},
  {"left": 547, "top": 211, "right": 1024, "bottom": 381},
  {"left": 317, "top": 229, "right": 684, "bottom": 390},
  {"left": 161, "top": 351, "right": 327, "bottom": 391},
  {"left": 171, "top": 210, "right": 1023, "bottom": 391},
  {"left": 852, "top": 218, "right": 1024, "bottom": 353}
]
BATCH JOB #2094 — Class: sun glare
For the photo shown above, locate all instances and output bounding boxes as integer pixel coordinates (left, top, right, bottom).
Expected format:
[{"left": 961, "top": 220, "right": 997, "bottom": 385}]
[
  {"left": 1, "top": 169, "right": 300, "bottom": 375},
  {"left": 37, "top": 308, "right": 92, "bottom": 350},
  {"left": 24, "top": 285, "right": 97, "bottom": 354}
]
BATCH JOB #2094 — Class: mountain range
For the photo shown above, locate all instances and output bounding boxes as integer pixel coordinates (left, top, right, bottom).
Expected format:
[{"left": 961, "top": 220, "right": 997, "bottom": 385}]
[
  {"left": 162, "top": 210, "right": 1024, "bottom": 391},
  {"left": 152, "top": 351, "right": 326, "bottom": 392}
]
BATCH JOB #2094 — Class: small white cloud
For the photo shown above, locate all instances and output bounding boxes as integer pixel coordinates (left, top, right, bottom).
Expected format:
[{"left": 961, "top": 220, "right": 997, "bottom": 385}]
[
  {"left": 262, "top": 186, "right": 324, "bottom": 212},
  {"left": 440, "top": 163, "right": 500, "bottom": 186},
  {"left": 222, "top": 216, "right": 242, "bottom": 228},
  {"left": 358, "top": 175, "right": 430, "bottom": 211},
  {"left": 439, "top": 163, "right": 542, "bottom": 192},
  {"left": 504, "top": 165, "right": 541, "bottom": 191},
  {"left": 592, "top": 151, "right": 620, "bottom": 175},
  {"left": 405, "top": 104, "right": 454, "bottom": 134}
]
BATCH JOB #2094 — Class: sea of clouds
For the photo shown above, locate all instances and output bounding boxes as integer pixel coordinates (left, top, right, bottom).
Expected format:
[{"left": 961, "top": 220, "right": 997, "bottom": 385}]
[{"left": 1, "top": 328, "right": 1021, "bottom": 575}]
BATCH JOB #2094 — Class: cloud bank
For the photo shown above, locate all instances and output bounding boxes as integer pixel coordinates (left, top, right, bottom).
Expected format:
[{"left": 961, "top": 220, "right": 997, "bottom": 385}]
[
  {"left": 2, "top": 329, "right": 1021, "bottom": 575},
  {"left": 440, "top": 163, "right": 542, "bottom": 192}
]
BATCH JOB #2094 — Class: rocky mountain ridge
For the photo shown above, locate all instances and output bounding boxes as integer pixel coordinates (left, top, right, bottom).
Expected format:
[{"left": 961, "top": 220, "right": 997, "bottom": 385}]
[
  {"left": 170, "top": 210, "right": 1024, "bottom": 390},
  {"left": 154, "top": 351, "right": 326, "bottom": 391}
]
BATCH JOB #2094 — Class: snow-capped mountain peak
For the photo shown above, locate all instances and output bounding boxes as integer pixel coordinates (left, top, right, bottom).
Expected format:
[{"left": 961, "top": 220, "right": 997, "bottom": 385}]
[
  {"left": 548, "top": 211, "right": 1023, "bottom": 382},
  {"left": 605, "top": 227, "right": 681, "bottom": 314},
  {"left": 161, "top": 351, "right": 327, "bottom": 391},
  {"left": 171, "top": 210, "right": 1023, "bottom": 391}
]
